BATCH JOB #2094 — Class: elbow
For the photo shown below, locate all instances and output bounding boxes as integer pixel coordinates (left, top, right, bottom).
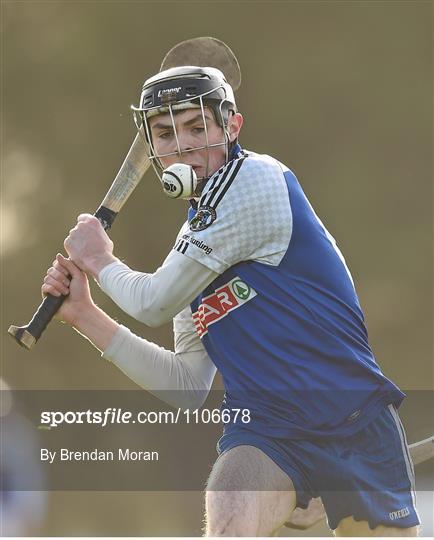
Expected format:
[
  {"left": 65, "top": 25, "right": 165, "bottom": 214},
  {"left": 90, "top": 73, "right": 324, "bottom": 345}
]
[
  {"left": 149, "top": 388, "right": 210, "bottom": 412},
  {"left": 188, "top": 389, "right": 210, "bottom": 410},
  {"left": 116, "top": 272, "right": 176, "bottom": 327},
  {"left": 175, "top": 389, "right": 211, "bottom": 411},
  {"left": 130, "top": 304, "right": 174, "bottom": 328}
]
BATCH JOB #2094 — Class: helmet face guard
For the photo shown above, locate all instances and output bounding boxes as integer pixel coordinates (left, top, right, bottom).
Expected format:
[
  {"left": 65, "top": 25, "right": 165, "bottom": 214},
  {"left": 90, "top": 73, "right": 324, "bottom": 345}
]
[{"left": 131, "top": 66, "right": 237, "bottom": 197}]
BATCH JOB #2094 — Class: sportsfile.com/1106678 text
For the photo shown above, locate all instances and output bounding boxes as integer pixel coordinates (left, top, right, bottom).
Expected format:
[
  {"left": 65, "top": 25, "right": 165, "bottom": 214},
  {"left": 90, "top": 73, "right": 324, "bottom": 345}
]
[{"left": 40, "top": 408, "right": 251, "bottom": 428}]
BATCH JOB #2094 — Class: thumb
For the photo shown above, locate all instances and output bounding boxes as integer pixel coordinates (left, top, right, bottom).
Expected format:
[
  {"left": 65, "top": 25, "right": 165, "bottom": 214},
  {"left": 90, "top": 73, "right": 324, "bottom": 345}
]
[{"left": 56, "top": 253, "right": 83, "bottom": 278}]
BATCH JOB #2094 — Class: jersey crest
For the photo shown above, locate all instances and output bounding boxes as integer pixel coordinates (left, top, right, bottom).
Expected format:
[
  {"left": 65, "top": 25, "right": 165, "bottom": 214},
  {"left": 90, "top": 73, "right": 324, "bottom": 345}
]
[{"left": 189, "top": 206, "right": 216, "bottom": 231}]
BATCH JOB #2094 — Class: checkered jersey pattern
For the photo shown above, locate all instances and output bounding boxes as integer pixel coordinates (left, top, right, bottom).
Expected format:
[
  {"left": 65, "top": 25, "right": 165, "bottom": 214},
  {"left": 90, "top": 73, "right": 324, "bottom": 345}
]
[{"left": 173, "top": 150, "right": 293, "bottom": 274}]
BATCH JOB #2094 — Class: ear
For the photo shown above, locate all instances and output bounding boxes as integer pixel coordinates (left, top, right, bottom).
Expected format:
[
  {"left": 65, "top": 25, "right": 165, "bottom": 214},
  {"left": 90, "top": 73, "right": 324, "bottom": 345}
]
[{"left": 228, "top": 112, "right": 244, "bottom": 142}]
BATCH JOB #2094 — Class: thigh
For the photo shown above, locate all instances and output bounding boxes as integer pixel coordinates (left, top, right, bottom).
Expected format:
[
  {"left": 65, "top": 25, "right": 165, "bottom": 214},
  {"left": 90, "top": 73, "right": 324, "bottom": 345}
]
[
  {"left": 205, "top": 445, "right": 296, "bottom": 536},
  {"left": 335, "top": 515, "right": 418, "bottom": 537}
]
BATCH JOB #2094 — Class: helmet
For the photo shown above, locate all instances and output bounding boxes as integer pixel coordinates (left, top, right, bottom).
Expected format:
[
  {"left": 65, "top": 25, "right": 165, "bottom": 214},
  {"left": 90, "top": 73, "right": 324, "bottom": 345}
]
[{"left": 131, "top": 66, "right": 238, "bottom": 196}]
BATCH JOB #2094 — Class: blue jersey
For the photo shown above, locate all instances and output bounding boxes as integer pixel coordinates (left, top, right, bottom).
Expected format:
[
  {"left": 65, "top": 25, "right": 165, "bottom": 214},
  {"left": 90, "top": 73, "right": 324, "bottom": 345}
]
[{"left": 175, "top": 144, "right": 404, "bottom": 439}]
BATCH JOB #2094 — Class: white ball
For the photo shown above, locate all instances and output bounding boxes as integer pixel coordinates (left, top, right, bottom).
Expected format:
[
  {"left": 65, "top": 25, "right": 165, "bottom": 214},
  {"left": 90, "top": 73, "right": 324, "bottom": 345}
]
[{"left": 161, "top": 163, "right": 197, "bottom": 199}]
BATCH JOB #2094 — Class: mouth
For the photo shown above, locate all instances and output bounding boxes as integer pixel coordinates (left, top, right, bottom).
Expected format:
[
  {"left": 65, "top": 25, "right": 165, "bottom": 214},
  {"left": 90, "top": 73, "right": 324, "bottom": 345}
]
[
  {"left": 189, "top": 165, "right": 203, "bottom": 176},
  {"left": 185, "top": 163, "right": 201, "bottom": 169},
  {"left": 161, "top": 161, "right": 208, "bottom": 179}
]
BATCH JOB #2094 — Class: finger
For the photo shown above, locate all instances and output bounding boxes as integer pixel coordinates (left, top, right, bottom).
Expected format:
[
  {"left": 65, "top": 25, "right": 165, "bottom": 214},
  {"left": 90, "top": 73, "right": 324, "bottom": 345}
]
[
  {"left": 77, "top": 215, "right": 102, "bottom": 230},
  {"left": 63, "top": 236, "right": 73, "bottom": 254},
  {"left": 43, "top": 274, "right": 70, "bottom": 296},
  {"left": 52, "top": 260, "right": 70, "bottom": 277},
  {"left": 56, "top": 253, "right": 84, "bottom": 278},
  {"left": 77, "top": 213, "right": 94, "bottom": 223},
  {"left": 53, "top": 254, "right": 72, "bottom": 274},
  {"left": 47, "top": 267, "right": 70, "bottom": 286},
  {"left": 41, "top": 282, "right": 62, "bottom": 297}
]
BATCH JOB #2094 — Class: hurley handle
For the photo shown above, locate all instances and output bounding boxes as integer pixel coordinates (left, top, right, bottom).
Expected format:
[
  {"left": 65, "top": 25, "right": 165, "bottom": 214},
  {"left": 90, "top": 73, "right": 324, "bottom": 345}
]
[{"left": 8, "top": 206, "right": 117, "bottom": 350}]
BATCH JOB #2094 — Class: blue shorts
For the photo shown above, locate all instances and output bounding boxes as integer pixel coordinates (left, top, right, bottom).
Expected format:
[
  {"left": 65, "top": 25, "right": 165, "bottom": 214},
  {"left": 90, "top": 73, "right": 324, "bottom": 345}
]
[{"left": 217, "top": 405, "right": 420, "bottom": 530}]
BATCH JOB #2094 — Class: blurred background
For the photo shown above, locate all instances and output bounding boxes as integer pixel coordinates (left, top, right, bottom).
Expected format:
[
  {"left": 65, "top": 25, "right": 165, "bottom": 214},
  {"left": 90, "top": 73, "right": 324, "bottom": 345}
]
[{"left": 1, "top": 0, "right": 432, "bottom": 536}]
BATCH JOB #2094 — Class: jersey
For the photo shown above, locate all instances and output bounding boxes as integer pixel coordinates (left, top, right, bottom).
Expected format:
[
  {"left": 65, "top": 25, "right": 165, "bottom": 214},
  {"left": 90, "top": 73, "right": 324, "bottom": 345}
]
[{"left": 172, "top": 144, "right": 404, "bottom": 439}]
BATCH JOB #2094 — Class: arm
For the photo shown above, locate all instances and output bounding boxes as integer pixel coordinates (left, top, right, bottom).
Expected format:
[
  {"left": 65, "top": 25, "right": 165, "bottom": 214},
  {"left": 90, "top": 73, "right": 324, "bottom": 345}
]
[
  {"left": 42, "top": 256, "right": 216, "bottom": 409},
  {"left": 102, "top": 307, "right": 217, "bottom": 409},
  {"left": 63, "top": 155, "right": 292, "bottom": 329},
  {"left": 97, "top": 249, "right": 218, "bottom": 327},
  {"left": 62, "top": 214, "right": 218, "bottom": 327}
]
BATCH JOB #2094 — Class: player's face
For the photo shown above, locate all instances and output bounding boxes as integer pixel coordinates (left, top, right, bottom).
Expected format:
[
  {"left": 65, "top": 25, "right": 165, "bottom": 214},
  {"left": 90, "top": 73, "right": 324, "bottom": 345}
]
[{"left": 149, "top": 107, "right": 242, "bottom": 179}]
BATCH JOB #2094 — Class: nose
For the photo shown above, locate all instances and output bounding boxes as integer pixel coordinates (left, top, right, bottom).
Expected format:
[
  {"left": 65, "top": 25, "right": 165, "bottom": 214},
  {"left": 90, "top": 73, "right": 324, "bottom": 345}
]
[{"left": 173, "top": 130, "right": 195, "bottom": 156}]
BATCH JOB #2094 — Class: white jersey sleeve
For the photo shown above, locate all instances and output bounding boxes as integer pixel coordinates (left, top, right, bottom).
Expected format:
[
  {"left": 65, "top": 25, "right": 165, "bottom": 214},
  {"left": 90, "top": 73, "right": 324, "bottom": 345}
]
[
  {"left": 102, "top": 305, "right": 216, "bottom": 410},
  {"left": 172, "top": 151, "right": 293, "bottom": 274},
  {"left": 98, "top": 249, "right": 218, "bottom": 327}
]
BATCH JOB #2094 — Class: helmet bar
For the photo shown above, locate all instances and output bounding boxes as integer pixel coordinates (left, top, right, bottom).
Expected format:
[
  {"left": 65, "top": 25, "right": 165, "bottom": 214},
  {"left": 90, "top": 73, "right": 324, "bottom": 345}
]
[
  {"left": 131, "top": 66, "right": 236, "bottom": 197},
  {"left": 199, "top": 95, "right": 211, "bottom": 177},
  {"left": 146, "top": 141, "right": 228, "bottom": 160}
]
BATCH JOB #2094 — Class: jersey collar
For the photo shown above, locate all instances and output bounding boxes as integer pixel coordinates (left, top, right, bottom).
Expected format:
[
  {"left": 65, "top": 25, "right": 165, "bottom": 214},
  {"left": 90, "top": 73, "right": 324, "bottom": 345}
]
[{"left": 189, "top": 143, "right": 243, "bottom": 214}]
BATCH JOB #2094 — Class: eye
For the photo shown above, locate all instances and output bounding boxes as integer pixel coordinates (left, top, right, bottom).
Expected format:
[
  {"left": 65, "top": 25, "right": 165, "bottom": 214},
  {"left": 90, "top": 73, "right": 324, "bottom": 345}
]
[
  {"left": 192, "top": 126, "right": 205, "bottom": 134},
  {"left": 158, "top": 131, "right": 172, "bottom": 140}
]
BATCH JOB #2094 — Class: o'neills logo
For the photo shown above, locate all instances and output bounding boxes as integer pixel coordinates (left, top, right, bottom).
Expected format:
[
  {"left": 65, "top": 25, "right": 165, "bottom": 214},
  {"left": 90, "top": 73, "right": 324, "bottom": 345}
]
[
  {"left": 389, "top": 507, "right": 410, "bottom": 521},
  {"left": 158, "top": 87, "right": 182, "bottom": 98},
  {"left": 182, "top": 234, "right": 212, "bottom": 255},
  {"left": 192, "top": 278, "right": 257, "bottom": 338}
]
